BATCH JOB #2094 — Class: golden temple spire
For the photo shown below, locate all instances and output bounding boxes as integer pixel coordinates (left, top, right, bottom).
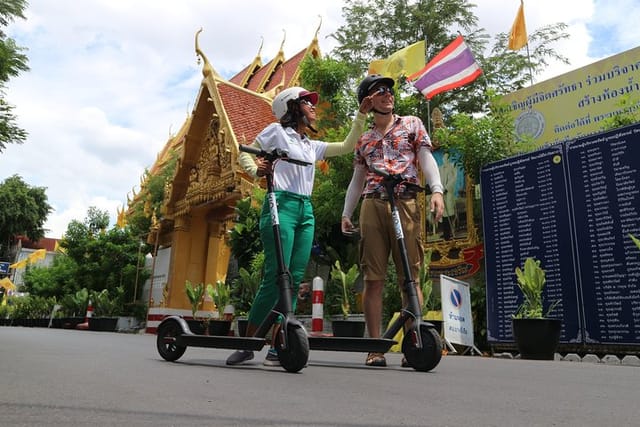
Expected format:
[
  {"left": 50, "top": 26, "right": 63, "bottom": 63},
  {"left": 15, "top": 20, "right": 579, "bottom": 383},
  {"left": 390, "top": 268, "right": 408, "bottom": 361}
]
[
  {"left": 314, "top": 15, "right": 322, "bottom": 41},
  {"left": 195, "top": 28, "right": 217, "bottom": 78},
  {"left": 255, "top": 36, "right": 264, "bottom": 61},
  {"left": 278, "top": 29, "right": 286, "bottom": 54}
]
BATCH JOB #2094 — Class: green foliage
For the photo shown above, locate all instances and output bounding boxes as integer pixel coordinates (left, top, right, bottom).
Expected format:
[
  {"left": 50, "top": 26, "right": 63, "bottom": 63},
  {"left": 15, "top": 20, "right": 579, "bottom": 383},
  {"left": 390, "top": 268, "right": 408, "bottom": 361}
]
[
  {"left": 330, "top": 260, "right": 360, "bottom": 318},
  {"left": 0, "top": 175, "right": 52, "bottom": 258},
  {"left": 435, "top": 92, "right": 525, "bottom": 183},
  {"left": 631, "top": 234, "right": 640, "bottom": 251},
  {"left": 7, "top": 294, "right": 54, "bottom": 319},
  {"left": 56, "top": 208, "right": 149, "bottom": 303},
  {"left": 126, "top": 152, "right": 178, "bottom": 240},
  {"left": 22, "top": 254, "right": 76, "bottom": 297},
  {"left": 228, "top": 187, "right": 264, "bottom": 268},
  {"left": 230, "top": 252, "right": 263, "bottom": 314},
  {"left": 382, "top": 261, "right": 401, "bottom": 326},
  {"left": 600, "top": 95, "right": 640, "bottom": 131},
  {"left": 92, "top": 287, "right": 124, "bottom": 317},
  {"left": 513, "top": 258, "right": 558, "bottom": 319},
  {"left": 185, "top": 280, "right": 205, "bottom": 318},
  {"left": 469, "top": 270, "right": 488, "bottom": 350},
  {"left": 299, "top": 55, "right": 357, "bottom": 132},
  {"left": 206, "top": 280, "right": 232, "bottom": 318},
  {"left": 0, "top": 0, "right": 29, "bottom": 153},
  {"left": 331, "top": 0, "right": 569, "bottom": 118},
  {"left": 419, "top": 248, "right": 436, "bottom": 314},
  {"left": 71, "top": 288, "right": 89, "bottom": 316},
  {"left": 0, "top": 299, "right": 12, "bottom": 319}
]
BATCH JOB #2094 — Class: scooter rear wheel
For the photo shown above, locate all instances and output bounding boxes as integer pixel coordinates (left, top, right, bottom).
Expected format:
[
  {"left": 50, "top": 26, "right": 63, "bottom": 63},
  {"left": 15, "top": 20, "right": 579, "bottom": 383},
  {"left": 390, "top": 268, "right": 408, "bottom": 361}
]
[
  {"left": 402, "top": 325, "right": 442, "bottom": 372},
  {"left": 276, "top": 324, "right": 309, "bottom": 373},
  {"left": 157, "top": 319, "right": 187, "bottom": 361}
]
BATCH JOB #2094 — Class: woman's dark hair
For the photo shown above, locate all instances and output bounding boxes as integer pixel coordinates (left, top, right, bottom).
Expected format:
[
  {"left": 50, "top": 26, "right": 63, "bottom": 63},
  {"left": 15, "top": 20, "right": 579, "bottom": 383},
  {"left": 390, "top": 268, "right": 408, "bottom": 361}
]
[{"left": 280, "top": 99, "right": 304, "bottom": 129}]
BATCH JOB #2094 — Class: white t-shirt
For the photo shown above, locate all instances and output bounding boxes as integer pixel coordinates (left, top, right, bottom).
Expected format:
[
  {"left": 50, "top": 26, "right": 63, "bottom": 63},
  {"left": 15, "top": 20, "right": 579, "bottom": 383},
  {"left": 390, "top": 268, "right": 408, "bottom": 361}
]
[{"left": 256, "top": 123, "right": 327, "bottom": 196}]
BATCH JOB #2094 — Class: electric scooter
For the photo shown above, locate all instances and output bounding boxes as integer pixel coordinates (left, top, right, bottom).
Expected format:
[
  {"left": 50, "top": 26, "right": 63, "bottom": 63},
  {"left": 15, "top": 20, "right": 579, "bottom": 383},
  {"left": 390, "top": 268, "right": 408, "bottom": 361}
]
[
  {"left": 307, "top": 167, "right": 443, "bottom": 372},
  {"left": 155, "top": 145, "right": 311, "bottom": 373}
]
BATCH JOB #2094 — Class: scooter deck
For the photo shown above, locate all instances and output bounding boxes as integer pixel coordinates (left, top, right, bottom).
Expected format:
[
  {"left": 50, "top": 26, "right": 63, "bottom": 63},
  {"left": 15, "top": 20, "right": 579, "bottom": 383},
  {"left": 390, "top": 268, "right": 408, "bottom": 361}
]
[
  {"left": 308, "top": 336, "right": 396, "bottom": 353},
  {"left": 177, "top": 334, "right": 266, "bottom": 351}
]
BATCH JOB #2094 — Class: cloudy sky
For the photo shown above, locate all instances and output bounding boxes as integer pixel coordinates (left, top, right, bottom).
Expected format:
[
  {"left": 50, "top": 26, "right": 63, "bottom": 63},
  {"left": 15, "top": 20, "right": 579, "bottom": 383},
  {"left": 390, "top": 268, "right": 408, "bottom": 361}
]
[{"left": 2, "top": 0, "right": 638, "bottom": 239}]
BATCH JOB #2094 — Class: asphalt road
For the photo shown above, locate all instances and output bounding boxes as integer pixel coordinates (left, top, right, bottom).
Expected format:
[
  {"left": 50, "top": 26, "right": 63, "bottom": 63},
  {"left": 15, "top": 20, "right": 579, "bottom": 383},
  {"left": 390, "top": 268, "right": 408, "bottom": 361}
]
[{"left": 1, "top": 327, "right": 638, "bottom": 426}]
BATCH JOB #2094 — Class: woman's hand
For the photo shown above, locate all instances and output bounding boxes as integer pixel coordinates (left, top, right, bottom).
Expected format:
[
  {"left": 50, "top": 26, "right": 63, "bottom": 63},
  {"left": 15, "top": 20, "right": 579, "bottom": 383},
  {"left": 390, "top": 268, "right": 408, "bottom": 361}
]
[{"left": 256, "top": 157, "right": 273, "bottom": 177}]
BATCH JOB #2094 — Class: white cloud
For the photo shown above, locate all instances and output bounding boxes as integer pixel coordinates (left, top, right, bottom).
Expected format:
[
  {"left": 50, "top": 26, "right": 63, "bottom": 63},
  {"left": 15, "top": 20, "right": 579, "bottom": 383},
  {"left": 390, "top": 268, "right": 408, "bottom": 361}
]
[{"left": 1, "top": 0, "right": 636, "bottom": 238}]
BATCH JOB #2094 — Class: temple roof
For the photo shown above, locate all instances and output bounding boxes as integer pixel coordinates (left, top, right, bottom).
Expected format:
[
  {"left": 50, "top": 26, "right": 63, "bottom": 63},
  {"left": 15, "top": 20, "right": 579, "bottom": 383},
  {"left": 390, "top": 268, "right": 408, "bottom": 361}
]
[{"left": 129, "top": 26, "right": 323, "bottom": 236}]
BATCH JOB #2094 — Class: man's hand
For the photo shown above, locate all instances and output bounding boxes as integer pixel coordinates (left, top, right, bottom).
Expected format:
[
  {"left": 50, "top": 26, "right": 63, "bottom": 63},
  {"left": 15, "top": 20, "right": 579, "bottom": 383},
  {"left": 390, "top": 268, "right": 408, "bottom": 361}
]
[
  {"left": 341, "top": 216, "right": 359, "bottom": 236},
  {"left": 430, "top": 192, "right": 445, "bottom": 223},
  {"left": 358, "top": 95, "right": 374, "bottom": 114}
]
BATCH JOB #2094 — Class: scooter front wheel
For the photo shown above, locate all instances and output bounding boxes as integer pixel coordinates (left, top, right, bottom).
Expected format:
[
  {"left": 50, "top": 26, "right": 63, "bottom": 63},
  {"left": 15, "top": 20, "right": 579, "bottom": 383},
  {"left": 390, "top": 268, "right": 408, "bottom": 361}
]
[
  {"left": 276, "top": 324, "right": 309, "bottom": 373},
  {"left": 402, "top": 325, "right": 442, "bottom": 372},
  {"left": 156, "top": 319, "right": 187, "bottom": 361}
]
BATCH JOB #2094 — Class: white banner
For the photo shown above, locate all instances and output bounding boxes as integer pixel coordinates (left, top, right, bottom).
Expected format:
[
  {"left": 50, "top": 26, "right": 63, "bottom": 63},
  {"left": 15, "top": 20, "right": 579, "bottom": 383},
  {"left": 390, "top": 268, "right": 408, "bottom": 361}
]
[{"left": 440, "top": 274, "right": 475, "bottom": 347}]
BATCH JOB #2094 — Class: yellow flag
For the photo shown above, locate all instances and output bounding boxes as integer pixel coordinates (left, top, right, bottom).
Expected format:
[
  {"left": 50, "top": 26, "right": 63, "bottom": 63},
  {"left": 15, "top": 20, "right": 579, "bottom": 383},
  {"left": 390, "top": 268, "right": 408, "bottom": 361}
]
[
  {"left": 0, "top": 277, "right": 16, "bottom": 291},
  {"left": 508, "top": 0, "right": 528, "bottom": 50},
  {"left": 28, "top": 249, "right": 47, "bottom": 263},
  {"left": 368, "top": 40, "right": 425, "bottom": 78},
  {"left": 9, "top": 258, "right": 28, "bottom": 269}
]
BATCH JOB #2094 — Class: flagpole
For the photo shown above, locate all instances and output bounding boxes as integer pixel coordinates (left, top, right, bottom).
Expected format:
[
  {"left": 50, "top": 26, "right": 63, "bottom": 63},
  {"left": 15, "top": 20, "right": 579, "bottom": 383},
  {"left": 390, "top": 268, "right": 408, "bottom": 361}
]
[
  {"left": 525, "top": 42, "right": 534, "bottom": 86},
  {"left": 424, "top": 36, "right": 432, "bottom": 136}
]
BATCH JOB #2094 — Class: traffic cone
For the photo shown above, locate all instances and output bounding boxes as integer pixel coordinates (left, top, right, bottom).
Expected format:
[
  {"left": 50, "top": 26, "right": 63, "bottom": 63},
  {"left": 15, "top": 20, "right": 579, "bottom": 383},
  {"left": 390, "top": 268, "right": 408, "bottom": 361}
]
[{"left": 76, "top": 300, "right": 93, "bottom": 330}]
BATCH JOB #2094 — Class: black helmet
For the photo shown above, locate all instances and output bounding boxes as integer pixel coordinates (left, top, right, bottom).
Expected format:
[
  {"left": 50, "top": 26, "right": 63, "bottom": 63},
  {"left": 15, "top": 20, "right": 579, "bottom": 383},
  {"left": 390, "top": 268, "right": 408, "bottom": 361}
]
[{"left": 357, "top": 74, "right": 395, "bottom": 104}]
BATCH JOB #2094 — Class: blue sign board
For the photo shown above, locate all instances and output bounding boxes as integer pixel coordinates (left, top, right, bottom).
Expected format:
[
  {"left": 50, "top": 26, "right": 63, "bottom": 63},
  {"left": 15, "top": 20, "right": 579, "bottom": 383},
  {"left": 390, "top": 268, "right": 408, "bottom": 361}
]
[
  {"left": 0, "top": 262, "right": 9, "bottom": 274},
  {"left": 482, "top": 122, "right": 640, "bottom": 345}
]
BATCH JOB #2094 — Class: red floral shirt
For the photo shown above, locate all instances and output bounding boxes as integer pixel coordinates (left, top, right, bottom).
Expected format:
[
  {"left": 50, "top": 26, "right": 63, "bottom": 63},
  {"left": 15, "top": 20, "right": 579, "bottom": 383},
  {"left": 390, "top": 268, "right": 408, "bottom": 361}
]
[{"left": 354, "top": 114, "right": 432, "bottom": 195}]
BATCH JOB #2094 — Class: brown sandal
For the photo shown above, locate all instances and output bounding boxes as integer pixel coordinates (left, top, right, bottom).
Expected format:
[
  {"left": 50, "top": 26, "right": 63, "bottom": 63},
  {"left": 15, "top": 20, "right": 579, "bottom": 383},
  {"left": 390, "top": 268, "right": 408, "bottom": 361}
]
[{"left": 366, "top": 352, "right": 387, "bottom": 367}]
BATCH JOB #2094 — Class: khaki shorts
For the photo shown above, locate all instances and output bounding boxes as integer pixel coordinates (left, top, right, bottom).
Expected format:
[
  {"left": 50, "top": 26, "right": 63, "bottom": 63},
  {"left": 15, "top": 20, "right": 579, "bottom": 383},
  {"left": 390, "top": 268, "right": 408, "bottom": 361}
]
[{"left": 358, "top": 198, "right": 424, "bottom": 282}]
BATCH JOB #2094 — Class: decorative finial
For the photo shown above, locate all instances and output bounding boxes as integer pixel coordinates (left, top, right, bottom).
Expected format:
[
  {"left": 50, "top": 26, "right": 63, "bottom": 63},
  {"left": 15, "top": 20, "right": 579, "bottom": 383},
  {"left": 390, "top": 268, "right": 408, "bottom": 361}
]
[
  {"left": 314, "top": 15, "right": 322, "bottom": 40},
  {"left": 278, "top": 29, "right": 286, "bottom": 53},
  {"left": 195, "top": 28, "right": 216, "bottom": 78}
]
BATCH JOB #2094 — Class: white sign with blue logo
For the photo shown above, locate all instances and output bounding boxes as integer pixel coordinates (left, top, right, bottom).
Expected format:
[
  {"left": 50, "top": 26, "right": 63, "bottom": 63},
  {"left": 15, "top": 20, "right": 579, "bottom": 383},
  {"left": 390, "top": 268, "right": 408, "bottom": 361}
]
[{"left": 440, "top": 274, "right": 475, "bottom": 348}]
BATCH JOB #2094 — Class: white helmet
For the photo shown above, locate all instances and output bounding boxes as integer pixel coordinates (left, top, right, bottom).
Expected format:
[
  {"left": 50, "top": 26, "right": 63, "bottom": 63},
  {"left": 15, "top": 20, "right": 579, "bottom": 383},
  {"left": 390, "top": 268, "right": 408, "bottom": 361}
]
[{"left": 271, "top": 86, "right": 318, "bottom": 120}]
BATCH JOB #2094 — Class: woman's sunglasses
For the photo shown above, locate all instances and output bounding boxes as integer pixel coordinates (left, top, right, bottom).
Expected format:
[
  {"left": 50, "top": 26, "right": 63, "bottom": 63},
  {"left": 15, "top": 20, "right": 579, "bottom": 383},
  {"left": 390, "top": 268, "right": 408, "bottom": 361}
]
[{"left": 299, "top": 99, "right": 315, "bottom": 108}]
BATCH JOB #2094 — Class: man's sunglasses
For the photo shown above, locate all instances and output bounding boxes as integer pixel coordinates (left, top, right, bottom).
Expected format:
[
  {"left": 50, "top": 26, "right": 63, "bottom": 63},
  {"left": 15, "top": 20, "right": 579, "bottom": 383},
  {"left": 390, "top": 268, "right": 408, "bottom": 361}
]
[{"left": 373, "top": 86, "right": 394, "bottom": 96}]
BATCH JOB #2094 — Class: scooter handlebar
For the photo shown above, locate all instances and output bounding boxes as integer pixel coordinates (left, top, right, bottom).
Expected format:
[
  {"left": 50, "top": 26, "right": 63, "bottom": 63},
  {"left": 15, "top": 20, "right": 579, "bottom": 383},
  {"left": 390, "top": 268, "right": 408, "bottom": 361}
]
[
  {"left": 369, "top": 165, "right": 428, "bottom": 195},
  {"left": 239, "top": 144, "right": 311, "bottom": 166}
]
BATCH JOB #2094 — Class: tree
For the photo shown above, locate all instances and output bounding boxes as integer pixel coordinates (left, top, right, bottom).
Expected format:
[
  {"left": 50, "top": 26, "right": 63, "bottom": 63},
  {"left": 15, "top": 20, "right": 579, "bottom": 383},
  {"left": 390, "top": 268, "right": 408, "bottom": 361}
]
[
  {"left": 330, "top": 0, "right": 569, "bottom": 120},
  {"left": 0, "top": 0, "right": 29, "bottom": 153},
  {"left": 23, "top": 207, "right": 150, "bottom": 313},
  {"left": 59, "top": 207, "right": 149, "bottom": 303},
  {"left": 0, "top": 174, "right": 51, "bottom": 260}
]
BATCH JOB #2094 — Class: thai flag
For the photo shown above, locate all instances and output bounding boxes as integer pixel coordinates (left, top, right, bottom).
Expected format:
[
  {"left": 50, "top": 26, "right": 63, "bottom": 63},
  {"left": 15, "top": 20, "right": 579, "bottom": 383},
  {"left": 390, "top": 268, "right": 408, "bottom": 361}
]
[{"left": 408, "top": 35, "right": 482, "bottom": 100}]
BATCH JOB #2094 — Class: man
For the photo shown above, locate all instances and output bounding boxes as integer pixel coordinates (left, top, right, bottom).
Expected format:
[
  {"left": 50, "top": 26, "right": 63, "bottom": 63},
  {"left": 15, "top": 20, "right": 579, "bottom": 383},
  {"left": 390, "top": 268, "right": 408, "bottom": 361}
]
[{"left": 341, "top": 74, "right": 445, "bottom": 367}]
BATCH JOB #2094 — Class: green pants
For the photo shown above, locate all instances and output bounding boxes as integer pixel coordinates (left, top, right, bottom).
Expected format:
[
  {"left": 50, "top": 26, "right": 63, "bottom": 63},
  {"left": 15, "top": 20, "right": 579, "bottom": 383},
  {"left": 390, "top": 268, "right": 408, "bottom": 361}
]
[{"left": 247, "top": 191, "right": 315, "bottom": 327}]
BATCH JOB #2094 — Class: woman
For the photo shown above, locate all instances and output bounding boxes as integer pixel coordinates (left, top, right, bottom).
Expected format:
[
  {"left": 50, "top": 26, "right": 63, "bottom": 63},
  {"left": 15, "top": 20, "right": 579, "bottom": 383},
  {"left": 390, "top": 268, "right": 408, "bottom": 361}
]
[{"left": 227, "top": 86, "right": 373, "bottom": 366}]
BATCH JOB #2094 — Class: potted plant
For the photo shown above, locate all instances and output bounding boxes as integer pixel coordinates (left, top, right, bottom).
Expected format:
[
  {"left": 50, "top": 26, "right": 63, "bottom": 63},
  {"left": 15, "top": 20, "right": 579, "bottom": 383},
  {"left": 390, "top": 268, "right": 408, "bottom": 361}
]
[
  {"left": 185, "top": 280, "right": 207, "bottom": 334},
  {"left": 89, "top": 288, "right": 123, "bottom": 332},
  {"left": 230, "top": 253, "right": 263, "bottom": 336},
  {"left": 329, "top": 260, "right": 365, "bottom": 337},
  {"left": 59, "top": 288, "right": 88, "bottom": 329},
  {"left": 206, "top": 280, "right": 232, "bottom": 336},
  {"left": 511, "top": 257, "right": 561, "bottom": 360}
]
